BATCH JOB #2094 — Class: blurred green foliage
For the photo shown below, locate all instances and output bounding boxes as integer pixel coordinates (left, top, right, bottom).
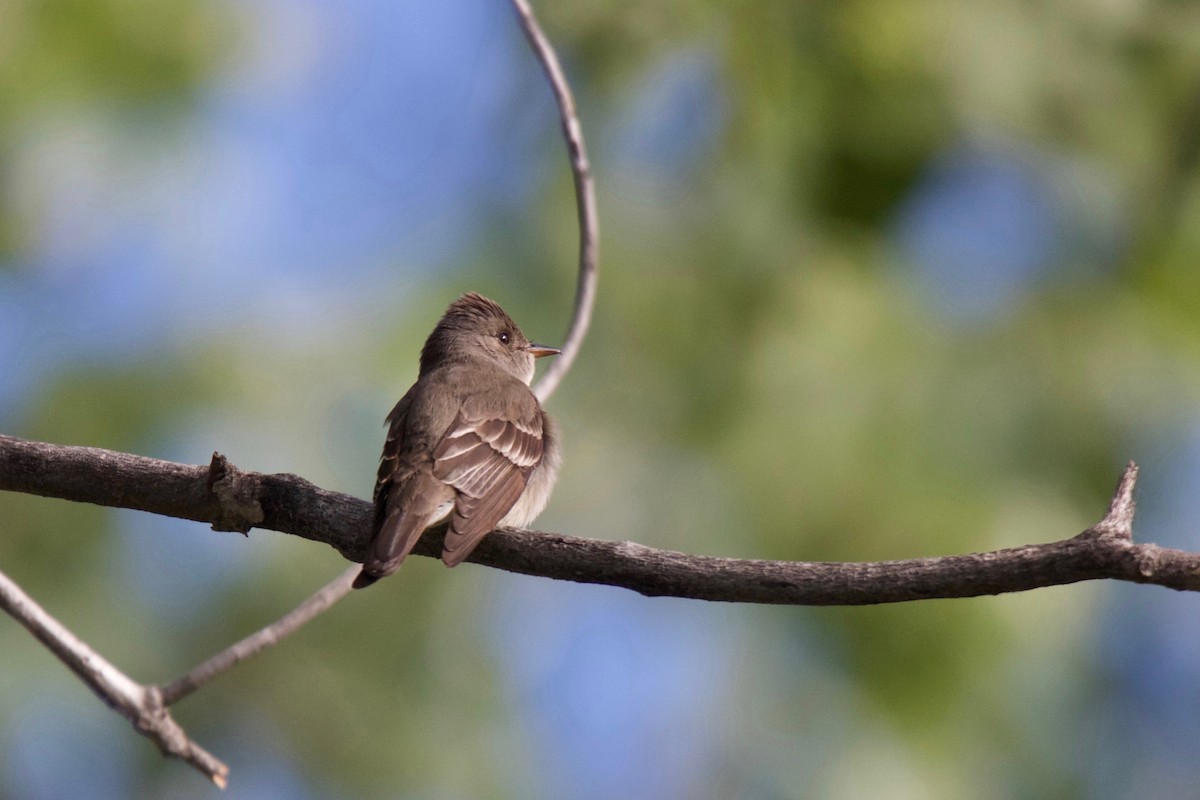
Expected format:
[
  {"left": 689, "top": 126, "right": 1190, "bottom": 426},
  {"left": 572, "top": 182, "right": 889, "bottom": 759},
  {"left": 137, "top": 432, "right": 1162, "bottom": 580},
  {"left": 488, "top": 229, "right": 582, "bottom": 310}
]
[{"left": 0, "top": 0, "right": 228, "bottom": 258}]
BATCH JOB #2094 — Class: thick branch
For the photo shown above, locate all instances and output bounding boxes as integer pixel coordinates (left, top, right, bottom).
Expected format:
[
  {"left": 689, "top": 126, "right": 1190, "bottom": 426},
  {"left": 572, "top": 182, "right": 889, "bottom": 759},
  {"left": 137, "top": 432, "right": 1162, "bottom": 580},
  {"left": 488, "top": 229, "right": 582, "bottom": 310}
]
[
  {"left": 4, "top": 436, "right": 1200, "bottom": 602},
  {"left": 0, "top": 435, "right": 366, "bottom": 557}
]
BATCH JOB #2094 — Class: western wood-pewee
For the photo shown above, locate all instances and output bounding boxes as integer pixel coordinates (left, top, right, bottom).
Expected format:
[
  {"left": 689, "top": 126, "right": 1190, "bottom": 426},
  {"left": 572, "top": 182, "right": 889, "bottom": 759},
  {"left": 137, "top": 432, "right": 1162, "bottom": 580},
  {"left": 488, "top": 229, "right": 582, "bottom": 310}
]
[{"left": 353, "top": 293, "right": 561, "bottom": 589}]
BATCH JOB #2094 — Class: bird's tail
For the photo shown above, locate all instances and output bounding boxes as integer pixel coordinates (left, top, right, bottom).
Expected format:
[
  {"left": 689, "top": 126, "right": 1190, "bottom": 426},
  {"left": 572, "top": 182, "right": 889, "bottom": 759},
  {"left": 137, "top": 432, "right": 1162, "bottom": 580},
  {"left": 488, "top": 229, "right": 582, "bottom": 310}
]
[
  {"left": 351, "top": 570, "right": 380, "bottom": 589},
  {"left": 352, "top": 509, "right": 430, "bottom": 590}
]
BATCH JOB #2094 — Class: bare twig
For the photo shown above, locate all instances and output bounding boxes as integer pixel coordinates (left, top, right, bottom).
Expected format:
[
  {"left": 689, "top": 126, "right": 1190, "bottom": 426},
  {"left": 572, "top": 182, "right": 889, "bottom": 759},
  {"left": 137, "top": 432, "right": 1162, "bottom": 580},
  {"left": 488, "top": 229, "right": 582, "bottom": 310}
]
[
  {"left": 160, "top": 565, "right": 359, "bottom": 706},
  {"left": 0, "top": 567, "right": 229, "bottom": 787},
  {"left": 4, "top": 438, "right": 1199, "bottom": 603},
  {"left": 510, "top": 0, "right": 600, "bottom": 404}
]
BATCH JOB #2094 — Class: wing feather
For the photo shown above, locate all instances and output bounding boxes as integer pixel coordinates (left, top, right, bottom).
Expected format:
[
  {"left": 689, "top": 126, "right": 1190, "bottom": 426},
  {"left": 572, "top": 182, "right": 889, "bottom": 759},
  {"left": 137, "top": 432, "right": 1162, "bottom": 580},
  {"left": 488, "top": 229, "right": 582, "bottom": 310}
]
[
  {"left": 356, "top": 387, "right": 454, "bottom": 588},
  {"left": 432, "top": 407, "right": 544, "bottom": 566}
]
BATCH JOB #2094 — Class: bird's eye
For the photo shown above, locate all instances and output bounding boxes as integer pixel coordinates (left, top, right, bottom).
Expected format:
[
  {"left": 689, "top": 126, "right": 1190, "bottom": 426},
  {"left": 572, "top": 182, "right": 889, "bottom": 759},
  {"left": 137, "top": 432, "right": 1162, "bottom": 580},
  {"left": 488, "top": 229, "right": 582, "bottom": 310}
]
[{"left": 498, "top": 331, "right": 510, "bottom": 344}]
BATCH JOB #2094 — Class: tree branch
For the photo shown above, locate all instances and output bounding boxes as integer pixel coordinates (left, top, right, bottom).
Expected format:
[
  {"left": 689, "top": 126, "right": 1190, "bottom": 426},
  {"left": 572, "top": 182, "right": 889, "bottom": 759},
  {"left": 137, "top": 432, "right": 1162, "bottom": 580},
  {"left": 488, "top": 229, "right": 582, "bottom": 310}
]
[
  {"left": 0, "top": 437, "right": 1191, "bottom": 786},
  {"left": 4, "top": 435, "right": 1199, "bottom": 603}
]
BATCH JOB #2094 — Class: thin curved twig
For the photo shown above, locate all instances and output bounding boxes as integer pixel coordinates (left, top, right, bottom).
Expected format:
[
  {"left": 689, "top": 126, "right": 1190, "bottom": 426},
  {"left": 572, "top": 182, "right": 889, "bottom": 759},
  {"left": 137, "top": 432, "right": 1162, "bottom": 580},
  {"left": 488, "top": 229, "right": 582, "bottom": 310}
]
[
  {"left": 159, "top": 0, "right": 598, "bottom": 725},
  {"left": 144, "top": 0, "right": 603, "bottom": 730},
  {"left": 152, "top": 0, "right": 598, "bottom": 735},
  {"left": 510, "top": 0, "right": 600, "bottom": 404}
]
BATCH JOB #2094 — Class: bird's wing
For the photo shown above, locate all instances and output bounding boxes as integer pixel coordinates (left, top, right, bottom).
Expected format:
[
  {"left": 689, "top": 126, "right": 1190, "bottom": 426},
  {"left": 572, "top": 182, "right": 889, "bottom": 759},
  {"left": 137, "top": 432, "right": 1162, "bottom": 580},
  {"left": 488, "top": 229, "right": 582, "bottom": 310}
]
[
  {"left": 356, "top": 389, "right": 451, "bottom": 588},
  {"left": 433, "top": 404, "right": 544, "bottom": 567},
  {"left": 371, "top": 392, "right": 413, "bottom": 528}
]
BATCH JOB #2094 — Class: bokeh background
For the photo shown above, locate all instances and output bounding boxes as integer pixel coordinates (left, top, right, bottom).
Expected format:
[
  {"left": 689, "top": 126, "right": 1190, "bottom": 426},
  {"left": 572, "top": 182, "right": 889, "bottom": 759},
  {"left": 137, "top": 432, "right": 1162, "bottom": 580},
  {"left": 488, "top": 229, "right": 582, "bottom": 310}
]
[{"left": 3, "top": 0, "right": 1200, "bottom": 797}]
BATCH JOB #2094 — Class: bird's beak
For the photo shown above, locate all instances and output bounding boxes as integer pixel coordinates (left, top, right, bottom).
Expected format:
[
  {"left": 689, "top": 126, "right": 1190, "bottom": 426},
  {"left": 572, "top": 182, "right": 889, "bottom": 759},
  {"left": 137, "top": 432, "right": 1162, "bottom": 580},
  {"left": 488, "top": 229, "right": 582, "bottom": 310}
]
[{"left": 527, "top": 344, "right": 561, "bottom": 359}]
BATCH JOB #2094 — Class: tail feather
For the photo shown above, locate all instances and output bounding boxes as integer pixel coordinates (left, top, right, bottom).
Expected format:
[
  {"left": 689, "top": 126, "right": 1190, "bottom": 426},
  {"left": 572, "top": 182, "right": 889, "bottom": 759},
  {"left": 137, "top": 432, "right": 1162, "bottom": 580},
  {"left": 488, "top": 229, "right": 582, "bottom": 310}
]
[
  {"left": 352, "top": 509, "right": 431, "bottom": 590},
  {"left": 352, "top": 570, "right": 380, "bottom": 590}
]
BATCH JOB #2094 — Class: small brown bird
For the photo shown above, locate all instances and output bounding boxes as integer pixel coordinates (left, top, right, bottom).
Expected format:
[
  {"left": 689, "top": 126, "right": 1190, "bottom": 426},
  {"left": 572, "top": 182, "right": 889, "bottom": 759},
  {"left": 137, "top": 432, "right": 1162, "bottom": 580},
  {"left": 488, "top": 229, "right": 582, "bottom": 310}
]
[{"left": 353, "top": 293, "right": 562, "bottom": 589}]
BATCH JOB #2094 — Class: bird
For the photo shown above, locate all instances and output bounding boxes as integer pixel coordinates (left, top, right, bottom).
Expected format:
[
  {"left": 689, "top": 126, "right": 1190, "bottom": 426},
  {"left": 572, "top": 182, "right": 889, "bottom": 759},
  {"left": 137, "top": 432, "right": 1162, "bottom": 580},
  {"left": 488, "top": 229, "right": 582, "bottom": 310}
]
[{"left": 353, "top": 293, "right": 562, "bottom": 589}]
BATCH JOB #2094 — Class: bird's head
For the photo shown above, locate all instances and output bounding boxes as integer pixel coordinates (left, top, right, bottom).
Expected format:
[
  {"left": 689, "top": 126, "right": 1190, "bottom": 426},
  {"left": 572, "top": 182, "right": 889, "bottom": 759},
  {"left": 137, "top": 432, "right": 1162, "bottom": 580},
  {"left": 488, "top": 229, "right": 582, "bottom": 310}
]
[{"left": 420, "top": 293, "right": 559, "bottom": 384}]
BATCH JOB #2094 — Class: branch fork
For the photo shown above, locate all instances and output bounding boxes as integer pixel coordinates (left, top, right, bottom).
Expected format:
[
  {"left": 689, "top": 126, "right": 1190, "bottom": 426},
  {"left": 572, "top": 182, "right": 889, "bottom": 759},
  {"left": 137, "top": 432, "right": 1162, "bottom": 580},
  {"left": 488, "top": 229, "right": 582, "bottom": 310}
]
[{"left": 0, "top": 568, "right": 230, "bottom": 786}]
